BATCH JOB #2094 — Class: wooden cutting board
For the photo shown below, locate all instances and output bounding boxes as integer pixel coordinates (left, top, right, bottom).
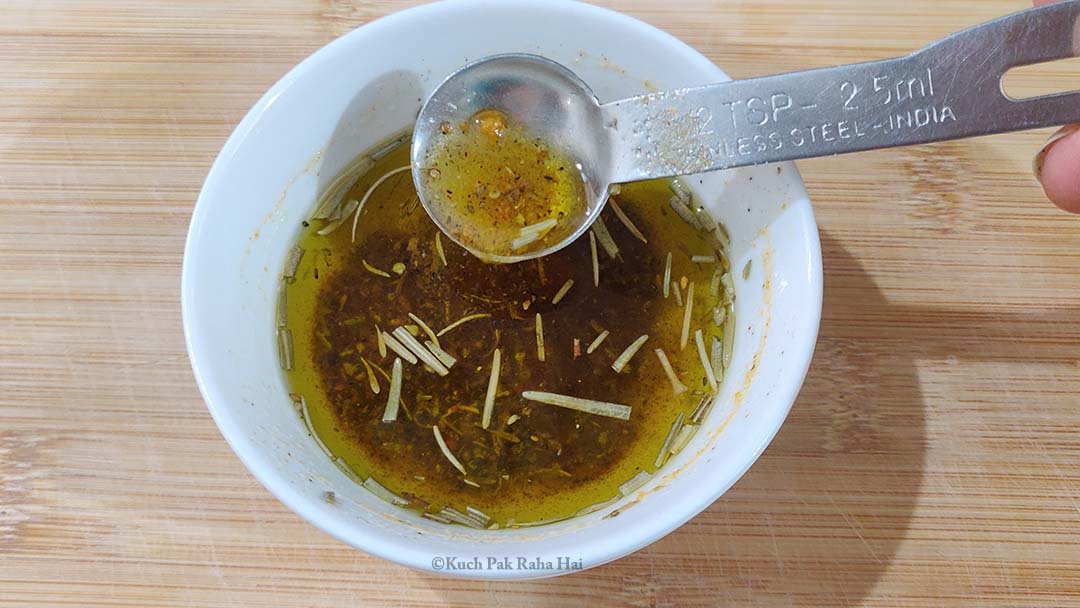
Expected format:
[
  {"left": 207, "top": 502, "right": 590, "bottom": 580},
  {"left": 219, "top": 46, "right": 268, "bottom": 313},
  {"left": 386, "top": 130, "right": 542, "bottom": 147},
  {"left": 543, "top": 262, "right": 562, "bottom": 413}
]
[{"left": 2, "top": 1, "right": 1078, "bottom": 606}]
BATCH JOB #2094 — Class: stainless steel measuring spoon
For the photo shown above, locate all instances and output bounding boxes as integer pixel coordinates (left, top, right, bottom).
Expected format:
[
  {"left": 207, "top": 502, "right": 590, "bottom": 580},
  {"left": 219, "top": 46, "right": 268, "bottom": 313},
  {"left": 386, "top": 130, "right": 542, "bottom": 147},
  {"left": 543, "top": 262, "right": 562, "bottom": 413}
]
[{"left": 413, "top": 1, "right": 1080, "bottom": 261}]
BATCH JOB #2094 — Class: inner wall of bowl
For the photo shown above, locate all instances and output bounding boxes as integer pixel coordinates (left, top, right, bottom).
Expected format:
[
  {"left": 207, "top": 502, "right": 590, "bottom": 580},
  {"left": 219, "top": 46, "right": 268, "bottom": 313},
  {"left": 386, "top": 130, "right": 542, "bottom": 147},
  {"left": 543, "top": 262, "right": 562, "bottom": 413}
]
[{"left": 185, "top": 0, "right": 818, "bottom": 576}]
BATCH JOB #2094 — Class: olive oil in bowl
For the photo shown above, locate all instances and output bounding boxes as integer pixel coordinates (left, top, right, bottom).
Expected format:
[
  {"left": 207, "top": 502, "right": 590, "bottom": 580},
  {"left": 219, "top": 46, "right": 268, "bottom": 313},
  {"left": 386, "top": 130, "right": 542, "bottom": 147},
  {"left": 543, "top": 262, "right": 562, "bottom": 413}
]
[{"left": 279, "top": 134, "right": 735, "bottom": 528}]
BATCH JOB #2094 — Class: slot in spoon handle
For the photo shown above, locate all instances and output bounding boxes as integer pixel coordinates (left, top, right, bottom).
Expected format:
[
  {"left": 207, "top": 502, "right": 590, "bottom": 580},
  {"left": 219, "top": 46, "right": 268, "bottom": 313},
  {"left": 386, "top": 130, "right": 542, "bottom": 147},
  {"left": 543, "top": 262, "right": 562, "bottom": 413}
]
[{"left": 602, "top": 1, "right": 1080, "bottom": 183}]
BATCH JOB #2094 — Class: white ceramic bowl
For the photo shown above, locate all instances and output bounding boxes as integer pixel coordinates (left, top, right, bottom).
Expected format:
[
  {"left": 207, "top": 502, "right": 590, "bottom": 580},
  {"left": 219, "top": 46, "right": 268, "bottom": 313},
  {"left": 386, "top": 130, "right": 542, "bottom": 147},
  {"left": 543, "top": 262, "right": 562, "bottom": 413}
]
[{"left": 182, "top": 0, "right": 822, "bottom": 580}]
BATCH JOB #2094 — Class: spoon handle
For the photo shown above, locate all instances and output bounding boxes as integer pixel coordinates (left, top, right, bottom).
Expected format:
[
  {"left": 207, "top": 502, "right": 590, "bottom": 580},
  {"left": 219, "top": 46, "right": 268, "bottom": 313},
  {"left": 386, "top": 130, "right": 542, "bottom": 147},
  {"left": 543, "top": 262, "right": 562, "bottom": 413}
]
[{"left": 602, "top": 1, "right": 1080, "bottom": 183}]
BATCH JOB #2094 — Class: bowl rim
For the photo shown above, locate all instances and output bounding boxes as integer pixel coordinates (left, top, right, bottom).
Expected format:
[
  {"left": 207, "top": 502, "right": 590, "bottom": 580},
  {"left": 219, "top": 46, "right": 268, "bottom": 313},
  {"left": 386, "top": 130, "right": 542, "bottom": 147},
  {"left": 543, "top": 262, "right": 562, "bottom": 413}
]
[{"left": 182, "top": 0, "right": 823, "bottom": 578}]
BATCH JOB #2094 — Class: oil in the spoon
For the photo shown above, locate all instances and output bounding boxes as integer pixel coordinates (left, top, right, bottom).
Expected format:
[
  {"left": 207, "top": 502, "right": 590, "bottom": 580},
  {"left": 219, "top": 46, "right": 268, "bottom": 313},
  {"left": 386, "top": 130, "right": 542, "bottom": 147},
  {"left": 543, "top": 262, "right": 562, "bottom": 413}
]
[{"left": 418, "top": 109, "right": 588, "bottom": 258}]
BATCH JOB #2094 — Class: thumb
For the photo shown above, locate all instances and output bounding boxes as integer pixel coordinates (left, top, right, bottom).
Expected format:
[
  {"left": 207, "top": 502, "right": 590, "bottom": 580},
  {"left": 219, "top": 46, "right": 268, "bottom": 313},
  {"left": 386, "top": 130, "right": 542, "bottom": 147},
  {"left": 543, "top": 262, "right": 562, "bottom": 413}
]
[
  {"left": 1030, "top": 1, "right": 1080, "bottom": 212},
  {"left": 1034, "top": 125, "right": 1080, "bottom": 214}
]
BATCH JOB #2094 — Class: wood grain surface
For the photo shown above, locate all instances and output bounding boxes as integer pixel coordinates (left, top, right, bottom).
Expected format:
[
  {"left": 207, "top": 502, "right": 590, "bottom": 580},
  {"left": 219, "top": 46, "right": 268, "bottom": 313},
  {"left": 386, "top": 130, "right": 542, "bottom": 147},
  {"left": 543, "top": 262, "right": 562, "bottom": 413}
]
[{"left": 2, "top": 1, "right": 1079, "bottom": 606}]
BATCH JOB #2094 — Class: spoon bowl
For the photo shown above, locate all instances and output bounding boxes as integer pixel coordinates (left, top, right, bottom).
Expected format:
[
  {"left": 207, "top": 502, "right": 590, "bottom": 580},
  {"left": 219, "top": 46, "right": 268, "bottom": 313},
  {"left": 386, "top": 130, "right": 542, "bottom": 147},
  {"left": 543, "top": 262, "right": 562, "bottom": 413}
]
[{"left": 412, "top": 54, "right": 612, "bottom": 263}]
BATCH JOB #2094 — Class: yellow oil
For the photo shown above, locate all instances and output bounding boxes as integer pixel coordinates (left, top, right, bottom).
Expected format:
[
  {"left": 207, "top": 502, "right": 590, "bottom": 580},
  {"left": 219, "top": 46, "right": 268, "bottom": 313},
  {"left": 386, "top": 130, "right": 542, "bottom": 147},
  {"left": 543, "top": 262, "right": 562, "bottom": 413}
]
[
  {"left": 417, "top": 109, "right": 587, "bottom": 258},
  {"left": 284, "top": 141, "right": 730, "bottom": 526}
]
